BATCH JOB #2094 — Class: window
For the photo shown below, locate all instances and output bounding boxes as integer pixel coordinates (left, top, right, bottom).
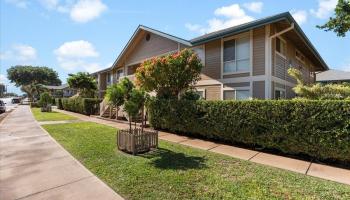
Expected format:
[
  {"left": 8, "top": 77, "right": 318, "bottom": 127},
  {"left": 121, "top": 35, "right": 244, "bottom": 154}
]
[
  {"left": 295, "top": 50, "right": 305, "bottom": 63},
  {"left": 116, "top": 69, "right": 124, "bottom": 80},
  {"left": 276, "top": 37, "right": 286, "bottom": 57},
  {"left": 195, "top": 89, "right": 206, "bottom": 99},
  {"left": 274, "top": 88, "right": 286, "bottom": 99},
  {"left": 107, "top": 72, "right": 111, "bottom": 83},
  {"left": 223, "top": 89, "right": 251, "bottom": 100},
  {"left": 223, "top": 36, "right": 250, "bottom": 73},
  {"left": 192, "top": 46, "right": 205, "bottom": 65}
]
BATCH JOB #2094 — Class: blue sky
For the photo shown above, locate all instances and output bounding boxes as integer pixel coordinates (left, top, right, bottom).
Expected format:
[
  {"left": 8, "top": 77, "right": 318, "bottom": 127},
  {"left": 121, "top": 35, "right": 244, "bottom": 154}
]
[{"left": 1, "top": 0, "right": 349, "bottom": 94}]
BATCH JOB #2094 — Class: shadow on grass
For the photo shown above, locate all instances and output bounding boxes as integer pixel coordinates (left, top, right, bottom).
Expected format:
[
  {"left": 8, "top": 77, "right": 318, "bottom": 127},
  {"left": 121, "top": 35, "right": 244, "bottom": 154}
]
[{"left": 139, "top": 148, "right": 207, "bottom": 170}]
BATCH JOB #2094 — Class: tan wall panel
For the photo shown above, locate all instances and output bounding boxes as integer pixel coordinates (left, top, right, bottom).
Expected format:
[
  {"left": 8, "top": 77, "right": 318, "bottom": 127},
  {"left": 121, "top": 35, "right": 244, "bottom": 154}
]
[
  {"left": 125, "top": 32, "right": 178, "bottom": 65},
  {"left": 223, "top": 82, "right": 250, "bottom": 88},
  {"left": 253, "top": 81, "right": 265, "bottom": 99},
  {"left": 253, "top": 27, "right": 265, "bottom": 76},
  {"left": 197, "top": 85, "right": 221, "bottom": 100},
  {"left": 223, "top": 72, "right": 250, "bottom": 79},
  {"left": 202, "top": 39, "right": 221, "bottom": 80}
]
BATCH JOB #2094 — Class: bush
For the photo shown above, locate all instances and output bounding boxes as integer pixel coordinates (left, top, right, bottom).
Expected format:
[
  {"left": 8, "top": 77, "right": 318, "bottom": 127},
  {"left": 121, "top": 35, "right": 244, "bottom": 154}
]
[
  {"left": 148, "top": 99, "right": 350, "bottom": 163},
  {"left": 39, "top": 92, "right": 52, "bottom": 108},
  {"left": 56, "top": 98, "right": 63, "bottom": 109},
  {"left": 61, "top": 97, "right": 102, "bottom": 115}
]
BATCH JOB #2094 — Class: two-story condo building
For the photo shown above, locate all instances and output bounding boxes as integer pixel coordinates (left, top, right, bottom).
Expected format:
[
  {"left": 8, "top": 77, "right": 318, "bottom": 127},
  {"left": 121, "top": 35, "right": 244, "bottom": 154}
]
[{"left": 93, "top": 12, "right": 328, "bottom": 103}]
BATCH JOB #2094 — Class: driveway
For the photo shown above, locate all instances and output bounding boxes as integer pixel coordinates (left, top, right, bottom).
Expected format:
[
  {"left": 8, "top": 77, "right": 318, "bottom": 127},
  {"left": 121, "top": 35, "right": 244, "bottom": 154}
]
[{"left": 0, "top": 106, "right": 123, "bottom": 200}]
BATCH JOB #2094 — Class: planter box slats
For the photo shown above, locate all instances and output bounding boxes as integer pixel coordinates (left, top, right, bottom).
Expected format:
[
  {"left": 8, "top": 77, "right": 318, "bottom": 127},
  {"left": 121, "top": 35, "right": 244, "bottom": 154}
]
[{"left": 117, "top": 128, "right": 158, "bottom": 155}]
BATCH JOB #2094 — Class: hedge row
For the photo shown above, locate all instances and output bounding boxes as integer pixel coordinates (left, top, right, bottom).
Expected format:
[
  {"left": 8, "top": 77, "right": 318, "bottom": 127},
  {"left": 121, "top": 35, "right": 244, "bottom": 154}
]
[
  {"left": 59, "top": 97, "right": 102, "bottom": 115},
  {"left": 148, "top": 99, "right": 350, "bottom": 163}
]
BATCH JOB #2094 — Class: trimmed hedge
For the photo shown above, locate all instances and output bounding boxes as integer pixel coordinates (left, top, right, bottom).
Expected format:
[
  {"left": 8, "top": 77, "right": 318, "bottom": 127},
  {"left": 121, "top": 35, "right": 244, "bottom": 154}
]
[
  {"left": 60, "top": 97, "right": 102, "bottom": 115},
  {"left": 148, "top": 99, "right": 350, "bottom": 163}
]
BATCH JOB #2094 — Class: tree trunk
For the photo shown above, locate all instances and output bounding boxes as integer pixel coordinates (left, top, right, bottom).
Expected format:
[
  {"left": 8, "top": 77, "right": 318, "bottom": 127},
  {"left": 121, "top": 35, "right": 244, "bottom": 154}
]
[
  {"left": 129, "top": 116, "right": 132, "bottom": 133},
  {"left": 141, "top": 104, "right": 144, "bottom": 133},
  {"left": 109, "top": 106, "right": 112, "bottom": 119},
  {"left": 116, "top": 107, "right": 119, "bottom": 120}
]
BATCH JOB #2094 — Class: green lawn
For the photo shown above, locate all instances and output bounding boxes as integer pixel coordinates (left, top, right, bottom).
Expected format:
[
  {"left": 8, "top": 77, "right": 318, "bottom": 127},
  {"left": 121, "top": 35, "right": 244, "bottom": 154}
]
[
  {"left": 43, "top": 122, "right": 350, "bottom": 200},
  {"left": 31, "top": 108, "right": 77, "bottom": 121}
]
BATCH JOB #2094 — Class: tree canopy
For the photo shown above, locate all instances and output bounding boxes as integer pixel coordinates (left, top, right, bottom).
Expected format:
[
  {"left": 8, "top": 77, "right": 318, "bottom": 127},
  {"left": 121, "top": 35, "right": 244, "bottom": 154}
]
[
  {"left": 317, "top": 0, "right": 350, "bottom": 37},
  {"left": 135, "top": 49, "right": 203, "bottom": 99},
  {"left": 7, "top": 65, "right": 61, "bottom": 86},
  {"left": 67, "top": 72, "right": 97, "bottom": 97}
]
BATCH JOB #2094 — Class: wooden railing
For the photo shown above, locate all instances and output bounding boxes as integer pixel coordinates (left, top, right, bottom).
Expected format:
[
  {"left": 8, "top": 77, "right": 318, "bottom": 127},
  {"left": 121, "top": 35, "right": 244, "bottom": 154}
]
[{"left": 99, "top": 98, "right": 109, "bottom": 117}]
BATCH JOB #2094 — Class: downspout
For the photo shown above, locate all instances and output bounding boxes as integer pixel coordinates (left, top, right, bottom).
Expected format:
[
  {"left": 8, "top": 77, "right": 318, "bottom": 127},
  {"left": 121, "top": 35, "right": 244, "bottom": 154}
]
[{"left": 268, "top": 23, "right": 294, "bottom": 98}]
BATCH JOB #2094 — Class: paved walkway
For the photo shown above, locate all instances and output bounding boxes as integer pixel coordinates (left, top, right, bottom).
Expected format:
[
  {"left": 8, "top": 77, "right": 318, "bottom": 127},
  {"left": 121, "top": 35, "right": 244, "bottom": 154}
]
[
  {"left": 0, "top": 106, "right": 124, "bottom": 200},
  {"left": 55, "top": 108, "right": 350, "bottom": 186}
]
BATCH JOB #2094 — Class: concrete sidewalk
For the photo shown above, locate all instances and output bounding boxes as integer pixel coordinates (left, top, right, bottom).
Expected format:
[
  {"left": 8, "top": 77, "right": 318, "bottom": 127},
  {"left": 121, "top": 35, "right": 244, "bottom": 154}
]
[
  {"left": 0, "top": 106, "right": 124, "bottom": 200},
  {"left": 55, "top": 108, "right": 350, "bottom": 186}
]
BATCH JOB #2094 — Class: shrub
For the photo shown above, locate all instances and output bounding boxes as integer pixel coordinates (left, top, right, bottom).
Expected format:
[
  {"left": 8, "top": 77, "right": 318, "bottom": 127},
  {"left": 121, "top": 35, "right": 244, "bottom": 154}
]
[
  {"left": 38, "top": 92, "right": 52, "bottom": 108},
  {"left": 148, "top": 99, "right": 350, "bottom": 163},
  {"left": 61, "top": 97, "right": 102, "bottom": 115}
]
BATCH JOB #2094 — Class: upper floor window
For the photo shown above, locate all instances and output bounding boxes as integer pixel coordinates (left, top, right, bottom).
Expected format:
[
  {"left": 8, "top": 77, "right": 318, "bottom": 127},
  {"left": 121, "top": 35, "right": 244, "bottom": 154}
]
[
  {"left": 107, "top": 72, "right": 111, "bottom": 82},
  {"left": 116, "top": 69, "right": 124, "bottom": 80},
  {"left": 192, "top": 46, "right": 205, "bottom": 65},
  {"left": 295, "top": 49, "right": 305, "bottom": 63},
  {"left": 276, "top": 37, "right": 286, "bottom": 57},
  {"left": 223, "top": 36, "right": 250, "bottom": 74}
]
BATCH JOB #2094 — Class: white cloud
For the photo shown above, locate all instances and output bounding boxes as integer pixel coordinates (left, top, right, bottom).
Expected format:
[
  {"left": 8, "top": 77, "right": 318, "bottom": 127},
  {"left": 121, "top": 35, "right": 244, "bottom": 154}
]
[
  {"left": 310, "top": 0, "right": 337, "bottom": 19},
  {"left": 186, "top": 3, "right": 255, "bottom": 35},
  {"left": 5, "top": 0, "right": 29, "bottom": 8},
  {"left": 292, "top": 10, "right": 308, "bottom": 25},
  {"left": 54, "top": 40, "right": 99, "bottom": 58},
  {"left": 0, "top": 44, "right": 37, "bottom": 62},
  {"left": 54, "top": 40, "right": 103, "bottom": 72},
  {"left": 11, "top": 0, "right": 107, "bottom": 23},
  {"left": 70, "top": 0, "right": 107, "bottom": 23},
  {"left": 0, "top": 74, "right": 8, "bottom": 83},
  {"left": 243, "top": 2, "right": 263, "bottom": 13}
]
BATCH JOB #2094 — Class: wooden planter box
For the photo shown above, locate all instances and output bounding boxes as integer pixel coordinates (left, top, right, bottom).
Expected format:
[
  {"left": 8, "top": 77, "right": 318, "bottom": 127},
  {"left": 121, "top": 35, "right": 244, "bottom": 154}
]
[
  {"left": 41, "top": 105, "right": 52, "bottom": 112},
  {"left": 117, "top": 128, "right": 158, "bottom": 155}
]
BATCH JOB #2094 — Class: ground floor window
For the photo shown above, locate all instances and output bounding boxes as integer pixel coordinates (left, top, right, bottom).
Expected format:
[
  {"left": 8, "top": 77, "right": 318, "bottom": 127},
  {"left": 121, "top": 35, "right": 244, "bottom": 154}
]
[
  {"left": 223, "top": 89, "right": 250, "bottom": 100},
  {"left": 274, "top": 88, "right": 286, "bottom": 99},
  {"left": 195, "top": 89, "right": 206, "bottom": 100}
]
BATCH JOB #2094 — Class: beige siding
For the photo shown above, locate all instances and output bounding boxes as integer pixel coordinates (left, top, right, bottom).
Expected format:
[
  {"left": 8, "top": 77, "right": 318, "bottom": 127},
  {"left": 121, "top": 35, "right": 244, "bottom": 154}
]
[
  {"left": 202, "top": 39, "right": 221, "bottom": 80},
  {"left": 223, "top": 72, "right": 250, "bottom": 79},
  {"left": 224, "top": 82, "right": 250, "bottom": 88},
  {"left": 253, "top": 81, "right": 265, "bottom": 99},
  {"left": 125, "top": 32, "right": 178, "bottom": 66},
  {"left": 197, "top": 85, "right": 221, "bottom": 100},
  {"left": 253, "top": 27, "right": 265, "bottom": 76},
  {"left": 275, "top": 53, "right": 287, "bottom": 80}
]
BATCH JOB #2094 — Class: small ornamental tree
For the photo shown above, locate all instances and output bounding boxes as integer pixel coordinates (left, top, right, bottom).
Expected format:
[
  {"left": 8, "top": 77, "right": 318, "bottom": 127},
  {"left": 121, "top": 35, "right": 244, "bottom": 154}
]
[
  {"left": 123, "top": 88, "right": 146, "bottom": 132},
  {"left": 105, "top": 84, "right": 125, "bottom": 119},
  {"left": 288, "top": 68, "right": 350, "bottom": 99},
  {"left": 135, "top": 49, "right": 203, "bottom": 99},
  {"left": 119, "top": 77, "right": 134, "bottom": 99},
  {"left": 67, "top": 72, "right": 97, "bottom": 98},
  {"left": 39, "top": 92, "right": 52, "bottom": 112}
]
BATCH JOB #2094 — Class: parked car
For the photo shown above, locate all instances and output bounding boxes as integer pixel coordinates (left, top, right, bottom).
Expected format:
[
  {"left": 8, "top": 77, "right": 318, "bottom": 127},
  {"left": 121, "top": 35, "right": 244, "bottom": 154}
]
[
  {"left": 0, "top": 100, "right": 6, "bottom": 114},
  {"left": 11, "top": 97, "right": 21, "bottom": 104}
]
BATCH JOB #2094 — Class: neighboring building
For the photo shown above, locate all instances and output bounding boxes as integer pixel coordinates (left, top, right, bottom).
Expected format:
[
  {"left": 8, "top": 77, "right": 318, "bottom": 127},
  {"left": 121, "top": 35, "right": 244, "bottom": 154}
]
[
  {"left": 93, "top": 12, "right": 328, "bottom": 105},
  {"left": 316, "top": 70, "right": 350, "bottom": 84},
  {"left": 44, "top": 83, "right": 77, "bottom": 98}
]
